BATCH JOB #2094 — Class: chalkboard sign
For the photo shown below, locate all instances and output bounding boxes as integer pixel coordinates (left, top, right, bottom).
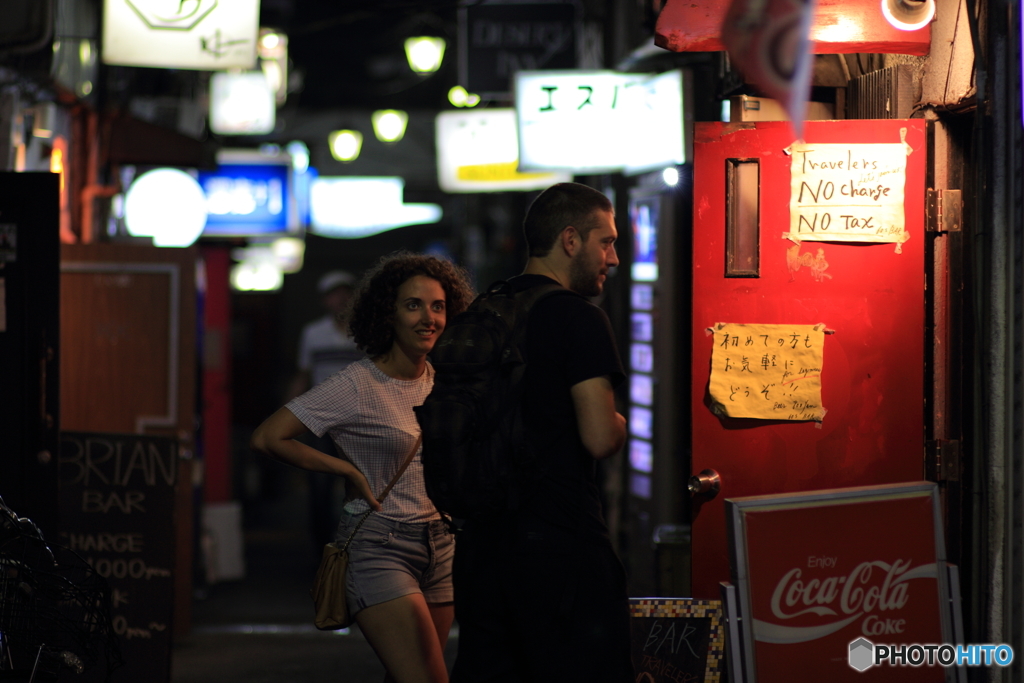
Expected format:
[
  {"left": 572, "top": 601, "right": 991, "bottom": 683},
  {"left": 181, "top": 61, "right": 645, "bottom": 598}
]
[
  {"left": 58, "top": 431, "right": 178, "bottom": 683},
  {"left": 630, "top": 599, "right": 725, "bottom": 683}
]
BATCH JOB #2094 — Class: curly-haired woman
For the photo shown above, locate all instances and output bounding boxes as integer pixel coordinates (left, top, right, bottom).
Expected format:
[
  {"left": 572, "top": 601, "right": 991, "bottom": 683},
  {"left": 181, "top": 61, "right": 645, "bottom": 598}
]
[{"left": 251, "top": 252, "right": 474, "bottom": 682}]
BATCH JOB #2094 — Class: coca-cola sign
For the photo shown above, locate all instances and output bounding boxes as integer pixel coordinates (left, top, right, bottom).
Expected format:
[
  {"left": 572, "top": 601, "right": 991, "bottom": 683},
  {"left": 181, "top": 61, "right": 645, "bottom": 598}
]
[{"left": 726, "top": 482, "right": 953, "bottom": 682}]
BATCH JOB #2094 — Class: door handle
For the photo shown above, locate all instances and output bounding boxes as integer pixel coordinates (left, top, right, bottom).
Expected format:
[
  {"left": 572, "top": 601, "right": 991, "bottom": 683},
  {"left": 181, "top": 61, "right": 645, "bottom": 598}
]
[{"left": 688, "top": 469, "right": 721, "bottom": 498}]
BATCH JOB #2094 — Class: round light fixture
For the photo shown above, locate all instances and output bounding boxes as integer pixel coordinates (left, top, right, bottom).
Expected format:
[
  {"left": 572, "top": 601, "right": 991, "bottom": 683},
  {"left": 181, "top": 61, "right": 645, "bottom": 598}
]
[
  {"left": 329, "top": 130, "right": 363, "bottom": 162},
  {"left": 448, "top": 85, "right": 481, "bottom": 108},
  {"left": 881, "top": 0, "right": 935, "bottom": 30},
  {"left": 404, "top": 37, "right": 446, "bottom": 74},
  {"left": 371, "top": 110, "right": 409, "bottom": 143},
  {"left": 124, "top": 168, "right": 208, "bottom": 247}
]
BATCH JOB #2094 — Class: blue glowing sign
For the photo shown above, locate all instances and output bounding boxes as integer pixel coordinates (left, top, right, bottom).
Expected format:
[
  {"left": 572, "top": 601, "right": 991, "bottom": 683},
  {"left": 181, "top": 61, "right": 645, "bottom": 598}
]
[{"left": 198, "top": 163, "right": 296, "bottom": 236}]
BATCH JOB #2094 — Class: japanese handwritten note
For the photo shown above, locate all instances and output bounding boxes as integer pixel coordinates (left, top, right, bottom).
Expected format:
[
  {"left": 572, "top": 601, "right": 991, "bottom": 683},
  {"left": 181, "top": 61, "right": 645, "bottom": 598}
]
[
  {"left": 787, "top": 142, "right": 909, "bottom": 249},
  {"left": 709, "top": 323, "right": 825, "bottom": 422}
]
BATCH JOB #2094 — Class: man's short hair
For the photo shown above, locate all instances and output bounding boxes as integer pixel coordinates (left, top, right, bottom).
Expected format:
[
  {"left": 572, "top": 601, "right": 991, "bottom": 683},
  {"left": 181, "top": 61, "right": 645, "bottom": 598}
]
[{"left": 523, "top": 183, "right": 614, "bottom": 258}]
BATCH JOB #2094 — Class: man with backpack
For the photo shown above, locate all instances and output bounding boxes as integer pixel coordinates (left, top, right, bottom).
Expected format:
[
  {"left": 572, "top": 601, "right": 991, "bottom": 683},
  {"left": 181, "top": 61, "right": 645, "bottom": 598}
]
[{"left": 446, "top": 183, "right": 633, "bottom": 681}]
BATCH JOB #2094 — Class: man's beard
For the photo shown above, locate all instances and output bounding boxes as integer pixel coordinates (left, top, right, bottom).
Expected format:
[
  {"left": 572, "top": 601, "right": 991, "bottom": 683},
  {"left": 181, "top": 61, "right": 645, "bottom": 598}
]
[{"left": 568, "top": 252, "right": 603, "bottom": 297}]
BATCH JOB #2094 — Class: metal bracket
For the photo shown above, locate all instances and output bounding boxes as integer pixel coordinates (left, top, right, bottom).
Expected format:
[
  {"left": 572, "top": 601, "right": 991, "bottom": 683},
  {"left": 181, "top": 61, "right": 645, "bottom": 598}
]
[
  {"left": 926, "top": 189, "right": 962, "bottom": 233},
  {"left": 926, "top": 439, "right": 961, "bottom": 482}
]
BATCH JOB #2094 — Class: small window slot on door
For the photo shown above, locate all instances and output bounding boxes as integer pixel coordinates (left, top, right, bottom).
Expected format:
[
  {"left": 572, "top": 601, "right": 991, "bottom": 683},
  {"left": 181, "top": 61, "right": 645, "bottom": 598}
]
[{"left": 726, "top": 159, "right": 760, "bottom": 277}]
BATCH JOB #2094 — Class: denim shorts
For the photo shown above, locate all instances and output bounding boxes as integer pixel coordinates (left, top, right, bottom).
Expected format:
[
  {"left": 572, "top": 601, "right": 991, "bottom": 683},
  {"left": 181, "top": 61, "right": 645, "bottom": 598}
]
[{"left": 335, "top": 512, "right": 454, "bottom": 615}]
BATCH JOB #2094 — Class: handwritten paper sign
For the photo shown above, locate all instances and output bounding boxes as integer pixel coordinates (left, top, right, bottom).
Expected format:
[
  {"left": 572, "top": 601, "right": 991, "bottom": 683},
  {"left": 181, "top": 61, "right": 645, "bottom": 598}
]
[
  {"left": 708, "top": 323, "right": 825, "bottom": 422},
  {"left": 58, "top": 432, "right": 177, "bottom": 683},
  {"left": 630, "top": 599, "right": 725, "bottom": 683},
  {"left": 787, "top": 141, "right": 910, "bottom": 250}
]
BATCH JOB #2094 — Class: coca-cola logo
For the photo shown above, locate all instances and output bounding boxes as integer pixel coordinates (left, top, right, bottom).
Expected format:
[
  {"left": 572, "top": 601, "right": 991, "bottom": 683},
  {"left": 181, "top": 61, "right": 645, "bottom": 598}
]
[{"left": 752, "top": 559, "right": 939, "bottom": 644}]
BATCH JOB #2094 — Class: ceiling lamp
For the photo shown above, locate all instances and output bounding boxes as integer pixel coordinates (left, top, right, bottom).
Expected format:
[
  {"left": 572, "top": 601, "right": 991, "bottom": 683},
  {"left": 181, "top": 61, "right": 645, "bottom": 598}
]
[
  {"left": 448, "top": 85, "right": 481, "bottom": 108},
  {"left": 329, "top": 130, "right": 363, "bottom": 162},
  {"left": 404, "top": 36, "right": 446, "bottom": 73},
  {"left": 372, "top": 110, "right": 408, "bottom": 143},
  {"left": 881, "top": 0, "right": 935, "bottom": 30}
]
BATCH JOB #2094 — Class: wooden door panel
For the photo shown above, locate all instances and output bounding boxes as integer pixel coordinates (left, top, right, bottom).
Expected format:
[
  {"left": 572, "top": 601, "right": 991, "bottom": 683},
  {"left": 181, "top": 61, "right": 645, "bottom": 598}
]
[
  {"left": 60, "top": 243, "right": 196, "bottom": 639},
  {"left": 690, "top": 120, "right": 926, "bottom": 597},
  {"left": 61, "top": 267, "right": 175, "bottom": 432}
]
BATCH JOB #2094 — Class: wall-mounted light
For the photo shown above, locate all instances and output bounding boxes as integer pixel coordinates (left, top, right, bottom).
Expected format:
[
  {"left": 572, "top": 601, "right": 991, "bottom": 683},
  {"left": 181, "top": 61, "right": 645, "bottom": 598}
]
[
  {"left": 258, "top": 28, "right": 289, "bottom": 105},
  {"left": 372, "top": 110, "right": 408, "bottom": 143},
  {"left": 881, "top": 0, "right": 935, "bottom": 30},
  {"left": 231, "top": 261, "right": 284, "bottom": 291},
  {"left": 329, "top": 130, "right": 363, "bottom": 162},
  {"left": 448, "top": 85, "right": 481, "bottom": 108},
  {"left": 404, "top": 36, "right": 445, "bottom": 74}
]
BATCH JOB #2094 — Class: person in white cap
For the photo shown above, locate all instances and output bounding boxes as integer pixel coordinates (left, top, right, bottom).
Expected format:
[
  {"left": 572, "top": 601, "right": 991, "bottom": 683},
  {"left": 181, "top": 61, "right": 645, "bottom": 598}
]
[
  {"left": 287, "top": 270, "right": 363, "bottom": 550},
  {"left": 289, "top": 270, "right": 362, "bottom": 396}
]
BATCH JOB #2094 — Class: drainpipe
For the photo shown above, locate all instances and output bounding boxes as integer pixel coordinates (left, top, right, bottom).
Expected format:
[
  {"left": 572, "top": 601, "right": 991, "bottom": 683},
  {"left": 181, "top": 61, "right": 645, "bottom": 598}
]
[{"left": 78, "top": 109, "right": 118, "bottom": 243}]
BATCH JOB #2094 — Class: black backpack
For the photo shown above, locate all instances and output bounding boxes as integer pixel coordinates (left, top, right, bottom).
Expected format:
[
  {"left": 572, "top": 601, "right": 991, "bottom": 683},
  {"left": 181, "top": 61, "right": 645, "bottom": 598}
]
[{"left": 415, "top": 280, "right": 579, "bottom": 521}]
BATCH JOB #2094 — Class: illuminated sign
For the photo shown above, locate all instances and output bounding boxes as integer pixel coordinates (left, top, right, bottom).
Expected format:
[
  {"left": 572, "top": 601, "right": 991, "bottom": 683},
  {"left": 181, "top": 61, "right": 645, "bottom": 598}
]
[
  {"left": 197, "top": 163, "right": 293, "bottom": 236},
  {"left": 124, "top": 168, "right": 209, "bottom": 247},
  {"left": 435, "top": 109, "right": 570, "bottom": 193},
  {"left": 309, "top": 177, "right": 442, "bottom": 239},
  {"left": 209, "top": 72, "right": 276, "bottom": 135},
  {"left": 515, "top": 70, "right": 687, "bottom": 174},
  {"left": 102, "top": 0, "right": 259, "bottom": 70}
]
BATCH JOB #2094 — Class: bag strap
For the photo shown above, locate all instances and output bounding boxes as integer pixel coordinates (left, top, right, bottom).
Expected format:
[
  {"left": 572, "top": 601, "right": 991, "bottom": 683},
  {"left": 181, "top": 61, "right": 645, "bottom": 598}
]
[
  {"left": 376, "top": 433, "right": 422, "bottom": 504},
  {"left": 338, "top": 433, "right": 422, "bottom": 552}
]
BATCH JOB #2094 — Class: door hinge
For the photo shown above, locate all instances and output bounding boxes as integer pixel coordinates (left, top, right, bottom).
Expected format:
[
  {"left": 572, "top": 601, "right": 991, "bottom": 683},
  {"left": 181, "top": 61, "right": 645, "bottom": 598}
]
[
  {"left": 926, "top": 439, "right": 961, "bottom": 482},
  {"left": 926, "top": 189, "right": 962, "bottom": 233}
]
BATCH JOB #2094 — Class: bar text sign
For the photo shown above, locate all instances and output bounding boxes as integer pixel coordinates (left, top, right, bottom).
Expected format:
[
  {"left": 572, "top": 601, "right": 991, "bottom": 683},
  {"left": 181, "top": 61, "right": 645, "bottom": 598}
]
[
  {"left": 786, "top": 142, "right": 909, "bottom": 249},
  {"left": 58, "top": 432, "right": 177, "bottom": 683}
]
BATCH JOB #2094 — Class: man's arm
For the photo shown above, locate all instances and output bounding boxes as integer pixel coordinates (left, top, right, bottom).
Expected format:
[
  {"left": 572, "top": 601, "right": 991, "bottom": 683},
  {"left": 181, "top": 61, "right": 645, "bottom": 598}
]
[{"left": 570, "top": 376, "right": 627, "bottom": 460}]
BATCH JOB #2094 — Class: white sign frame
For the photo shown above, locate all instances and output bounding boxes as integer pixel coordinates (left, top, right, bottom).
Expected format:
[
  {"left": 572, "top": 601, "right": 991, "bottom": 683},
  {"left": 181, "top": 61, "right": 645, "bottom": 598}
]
[
  {"left": 435, "top": 109, "right": 570, "bottom": 193},
  {"left": 515, "top": 69, "right": 688, "bottom": 174},
  {"left": 102, "top": 0, "right": 259, "bottom": 70}
]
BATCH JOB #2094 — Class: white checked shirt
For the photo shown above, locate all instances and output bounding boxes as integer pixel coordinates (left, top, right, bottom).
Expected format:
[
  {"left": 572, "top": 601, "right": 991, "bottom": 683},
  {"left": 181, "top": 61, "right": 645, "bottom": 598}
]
[{"left": 286, "top": 357, "right": 438, "bottom": 523}]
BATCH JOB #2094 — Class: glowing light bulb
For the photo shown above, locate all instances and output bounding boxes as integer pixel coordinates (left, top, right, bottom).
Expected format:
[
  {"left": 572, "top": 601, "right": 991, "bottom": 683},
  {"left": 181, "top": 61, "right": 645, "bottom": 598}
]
[
  {"left": 404, "top": 37, "right": 445, "bottom": 74},
  {"left": 372, "top": 110, "right": 408, "bottom": 143},
  {"left": 329, "top": 130, "right": 363, "bottom": 162}
]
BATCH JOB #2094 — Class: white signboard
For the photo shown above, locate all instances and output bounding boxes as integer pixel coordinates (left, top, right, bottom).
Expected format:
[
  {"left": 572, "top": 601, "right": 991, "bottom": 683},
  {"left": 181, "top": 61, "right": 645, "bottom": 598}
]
[
  {"left": 787, "top": 142, "right": 910, "bottom": 248},
  {"left": 435, "top": 109, "right": 570, "bottom": 193},
  {"left": 103, "top": 0, "right": 259, "bottom": 70},
  {"left": 515, "top": 70, "right": 687, "bottom": 174},
  {"left": 209, "top": 72, "right": 275, "bottom": 135},
  {"left": 309, "top": 177, "right": 442, "bottom": 239}
]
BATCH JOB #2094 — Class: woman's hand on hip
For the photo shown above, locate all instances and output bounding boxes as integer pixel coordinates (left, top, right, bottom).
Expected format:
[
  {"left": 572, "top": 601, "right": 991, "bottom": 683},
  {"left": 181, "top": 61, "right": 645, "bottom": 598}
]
[{"left": 346, "top": 469, "right": 382, "bottom": 511}]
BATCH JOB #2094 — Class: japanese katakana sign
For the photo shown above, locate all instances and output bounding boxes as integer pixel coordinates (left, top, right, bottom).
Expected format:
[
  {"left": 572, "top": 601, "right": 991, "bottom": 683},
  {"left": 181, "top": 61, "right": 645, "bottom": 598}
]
[{"left": 708, "top": 322, "right": 825, "bottom": 422}]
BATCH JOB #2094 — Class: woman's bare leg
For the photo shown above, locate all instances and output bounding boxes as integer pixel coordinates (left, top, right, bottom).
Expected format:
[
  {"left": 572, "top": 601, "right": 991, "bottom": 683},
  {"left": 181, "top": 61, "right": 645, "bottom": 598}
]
[
  {"left": 428, "top": 602, "right": 455, "bottom": 652},
  {"left": 357, "top": 594, "right": 449, "bottom": 683}
]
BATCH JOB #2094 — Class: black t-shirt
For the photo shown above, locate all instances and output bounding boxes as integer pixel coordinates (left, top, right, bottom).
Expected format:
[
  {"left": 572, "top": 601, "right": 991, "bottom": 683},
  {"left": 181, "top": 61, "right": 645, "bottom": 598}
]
[{"left": 510, "top": 274, "right": 625, "bottom": 544}]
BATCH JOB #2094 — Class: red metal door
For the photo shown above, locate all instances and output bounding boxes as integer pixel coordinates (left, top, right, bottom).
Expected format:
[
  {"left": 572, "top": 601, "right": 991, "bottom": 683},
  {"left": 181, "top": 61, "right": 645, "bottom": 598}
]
[{"left": 690, "top": 120, "right": 926, "bottom": 598}]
